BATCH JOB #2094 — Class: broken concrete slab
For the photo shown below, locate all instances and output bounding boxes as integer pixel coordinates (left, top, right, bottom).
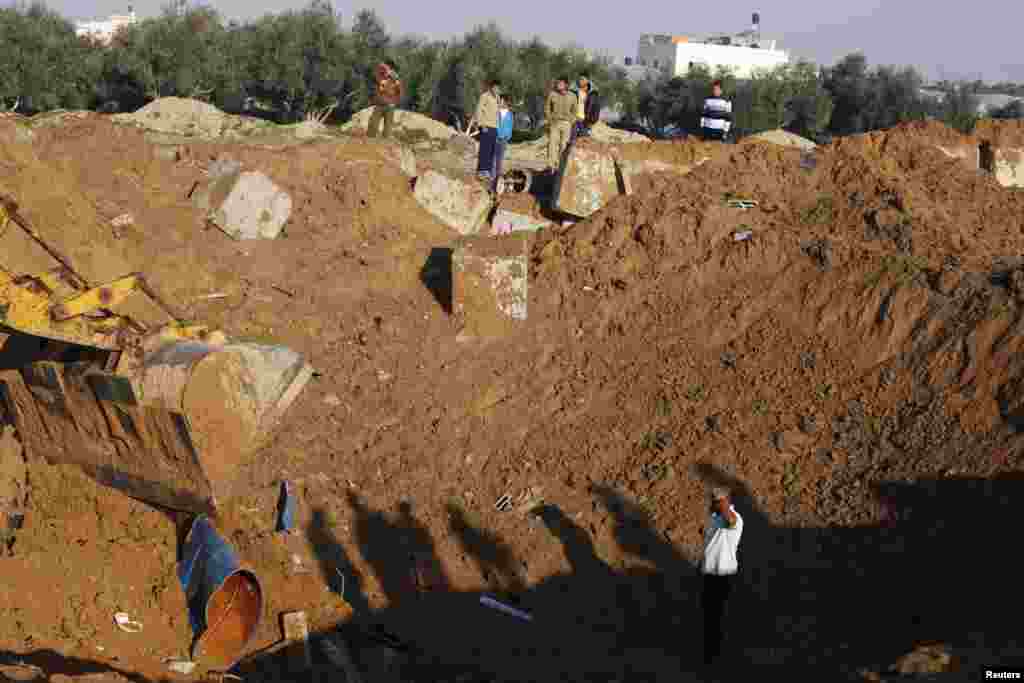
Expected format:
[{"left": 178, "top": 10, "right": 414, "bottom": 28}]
[
  {"left": 491, "top": 209, "right": 552, "bottom": 236},
  {"left": 553, "top": 141, "right": 619, "bottom": 218},
  {"left": 993, "top": 147, "right": 1024, "bottom": 188},
  {"left": 414, "top": 170, "right": 492, "bottom": 235},
  {"left": 453, "top": 232, "right": 528, "bottom": 337},
  {"left": 193, "top": 168, "right": 293, "bottom": 240}
]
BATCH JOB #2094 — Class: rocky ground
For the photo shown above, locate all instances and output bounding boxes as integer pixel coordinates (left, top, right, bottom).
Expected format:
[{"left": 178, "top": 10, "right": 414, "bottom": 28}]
[{"left": 1, "top": 101, "right": 1023, "bottom": 682}]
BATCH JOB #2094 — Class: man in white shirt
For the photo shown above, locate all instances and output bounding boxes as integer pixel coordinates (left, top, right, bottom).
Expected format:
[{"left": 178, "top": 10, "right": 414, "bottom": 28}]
[
  {"left": 700, "top": 80, "right": 733, "bottom": 142},
  {"left": 701, "top": 486, "right": 743, "bottom": 665}
]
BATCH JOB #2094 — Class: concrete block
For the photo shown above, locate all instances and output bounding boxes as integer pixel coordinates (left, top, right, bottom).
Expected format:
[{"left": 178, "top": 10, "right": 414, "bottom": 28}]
[
  {"left": 204, "top": 171, "right": 292, "bottom": 240},
  {"left": 993, "top": 147, "right": 1024, "bottom": 188},
  {"left": 453, "top": 233, "right": 528, "bottom": 337},
  {"left": 553, "top": 142, "right": 619, "bottom": 218},
  {"left": 491, "top": 209, "right": 552, "bottom": 235},
  {"left": 413, "top": 170, "right": 492, "bottom": 235}
]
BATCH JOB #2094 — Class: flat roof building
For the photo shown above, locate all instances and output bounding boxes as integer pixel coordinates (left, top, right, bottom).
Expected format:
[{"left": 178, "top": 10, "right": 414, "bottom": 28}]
[{"left": 628, "top": 13, "right": 790, "bottom": 79}]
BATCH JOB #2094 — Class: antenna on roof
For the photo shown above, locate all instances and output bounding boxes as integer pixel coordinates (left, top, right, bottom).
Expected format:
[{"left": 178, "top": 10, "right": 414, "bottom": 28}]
[{"left": 752, "top": 12, "right": 761, "bottom": 43}]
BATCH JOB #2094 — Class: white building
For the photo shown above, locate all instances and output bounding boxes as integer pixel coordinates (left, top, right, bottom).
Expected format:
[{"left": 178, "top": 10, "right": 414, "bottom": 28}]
[
  {"left": 628, "top": 13, "right": 790, "bottom": 79},
  {"left": 75, "top": 7, "right": 137, "bottom": 45}
]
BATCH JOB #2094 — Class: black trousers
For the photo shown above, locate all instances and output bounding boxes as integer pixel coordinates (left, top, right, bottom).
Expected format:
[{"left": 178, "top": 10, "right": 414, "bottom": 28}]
[
  {"left": 477, "top": 126, "right": 497, "bottom": 174},
  {"left": 702, "top": 573, "right": 733, "bottom": 663}
]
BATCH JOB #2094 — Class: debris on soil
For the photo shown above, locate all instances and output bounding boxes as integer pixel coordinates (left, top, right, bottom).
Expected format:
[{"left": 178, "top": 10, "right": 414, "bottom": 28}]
[
  {"left": 111, "top": 97, "right": 272, "bottom": 139},
  {"left": 748, "top": 128, "right": 817, "bottom": 151}
]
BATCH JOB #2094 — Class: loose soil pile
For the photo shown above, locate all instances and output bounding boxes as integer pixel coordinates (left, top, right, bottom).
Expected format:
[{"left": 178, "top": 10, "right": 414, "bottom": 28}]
[
  {"left": 2, "top": 114, "right": 1024, "bottom": 682},
  {"left": 748, "top": 128, "right": 816, "bottom": 150},
  {"left": 111, "top": 97, "right": 273, "bottom": 139},
  {"left": 342, "top": 106, "right": 462, "bottom": 143}
]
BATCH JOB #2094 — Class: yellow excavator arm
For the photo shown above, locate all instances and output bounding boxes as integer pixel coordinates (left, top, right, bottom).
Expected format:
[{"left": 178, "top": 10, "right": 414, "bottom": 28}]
[{"left": 0, "top": 197, "right": 311, "bottom": 514}]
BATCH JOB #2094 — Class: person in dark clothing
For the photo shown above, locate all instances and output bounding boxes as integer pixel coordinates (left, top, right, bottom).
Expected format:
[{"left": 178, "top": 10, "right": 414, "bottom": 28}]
[
  {"left": 569, "top": 73, "right": 602, "bottom": 141},
  {"left": 700, "top": 80, "right": 732, "bottom": 142}
]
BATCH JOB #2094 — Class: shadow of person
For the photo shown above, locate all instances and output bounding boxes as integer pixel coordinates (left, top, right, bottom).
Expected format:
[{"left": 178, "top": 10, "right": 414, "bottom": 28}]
[
  {"left": 307, "top": 508, "right": 371, "bottom": 616},
  {"left": 447, "top": 503, "right": 526, "bottom": 595},
  {"left": 347, "top": 491, "right": 424, "bottom": 606}
]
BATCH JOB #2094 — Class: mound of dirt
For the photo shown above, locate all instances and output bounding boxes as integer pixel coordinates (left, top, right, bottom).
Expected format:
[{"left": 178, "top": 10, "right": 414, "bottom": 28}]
[
  {"left": 613, "top": 138, "right": 716, "bottom": 165},
  {"left": 6, "top": 113, "right": 1024, "bottom": 682},
  {"left": 111, "top": 97, "right": 272, "bottom": 139},
  {"left": 590, "top": 121, "right": 650, "bottom": 143},
  {"left": 536, "top": 122, "right": 1024, "bottom": 303},
  {"left": 342, "top": 107, "right": 461, "bottom": 142},
  {"left": 747, "top": 128, "right": 816, "bottom": 150}
]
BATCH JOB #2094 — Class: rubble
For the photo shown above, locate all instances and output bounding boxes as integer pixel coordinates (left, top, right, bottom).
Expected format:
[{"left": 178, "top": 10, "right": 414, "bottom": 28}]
[
  {"left": 991, "top": 146, "right": 1024, "bottom": 188},
  {"left": 5, "top": 105, "right": 1024, "bottom": 683},
  {"left": 553, "top": 141, "right": 621, "bottom": 217},
  {"left": 413, "top": 170, "right": 492, "bottom": 235},
  {"left": 192, "top": 161, "right": 293, "bottom": 239},
  {"left": 453, "top": 232, "right": 529, "bottom": 337},
  {"left": 490, "top": 208, "right": 552, "bottom": 235}
]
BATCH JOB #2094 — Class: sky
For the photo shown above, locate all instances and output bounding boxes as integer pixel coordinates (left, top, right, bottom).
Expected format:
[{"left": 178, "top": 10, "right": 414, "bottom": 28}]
[{"left": 51, "top": 0, "right": 1024, "bottom": 83}]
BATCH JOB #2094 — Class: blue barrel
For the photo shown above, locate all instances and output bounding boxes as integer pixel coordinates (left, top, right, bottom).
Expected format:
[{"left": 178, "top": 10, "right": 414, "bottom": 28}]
[{"left": 177, "top": 514, "right": 263, "bottom": 670}]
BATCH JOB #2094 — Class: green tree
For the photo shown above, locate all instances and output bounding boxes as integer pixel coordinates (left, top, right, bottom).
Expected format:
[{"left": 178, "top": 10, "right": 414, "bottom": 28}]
[
  {"left": 823, "top": 53, "right": 871, "bottom": 134},
  {"left": 990, "top": 99, "right": 1023, "bottom": 119},
  {"left": 940, "top": 82, "right": 979, "bottom": 133}
]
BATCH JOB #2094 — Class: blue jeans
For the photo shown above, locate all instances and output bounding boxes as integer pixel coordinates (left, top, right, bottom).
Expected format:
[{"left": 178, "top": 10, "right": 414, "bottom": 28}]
[{"left": 477, "top": 127, "right": 497, "bottom": 175}]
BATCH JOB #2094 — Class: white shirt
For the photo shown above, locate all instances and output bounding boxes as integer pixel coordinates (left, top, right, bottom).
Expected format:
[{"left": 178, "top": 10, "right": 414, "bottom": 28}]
[
  {"left": 702, "top": 505, "right": 743, "bottom": 575},
  {"left": 700, "top": 97, "right": 733, "bottom": 133}
]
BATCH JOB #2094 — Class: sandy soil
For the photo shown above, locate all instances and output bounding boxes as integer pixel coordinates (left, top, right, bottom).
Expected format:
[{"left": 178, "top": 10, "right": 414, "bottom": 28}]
[{"left": 2, "top": 113, "right": 1024, "bottom": 682}]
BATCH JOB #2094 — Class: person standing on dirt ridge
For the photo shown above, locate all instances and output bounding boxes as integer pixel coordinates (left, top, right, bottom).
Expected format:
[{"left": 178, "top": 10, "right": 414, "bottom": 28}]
[
  {"left": 367, "top": 60, "right": 403, "bottom": 139},
  {"left": 491, "top": 94, "right": 515, "bottom": 192},
  {"left": 701, "top": 486, "right": 743, "bottom": 667},
  {"left": 467, "top": 79, "right": 502, "bottom": 183},
  {"left": 700, "top": 80, "right": 733, "bottom": 142},
  {"left": 569, "top": 72, "right": 602, "bottom": 141},
  {"left": 545, "top": 76, "right": 577, "bottom": 173}
]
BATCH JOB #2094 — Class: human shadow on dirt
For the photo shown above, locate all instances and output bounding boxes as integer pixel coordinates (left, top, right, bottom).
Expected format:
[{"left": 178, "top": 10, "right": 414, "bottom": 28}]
[
  {"left": 420, "top": 247, "right": 453, "bottom": 315},
  {"left": 307, "top": 508, "right": 371, "bottom": 614},
  {"left": 14, "top": 470, "right": 1024, "bottom": 683}
]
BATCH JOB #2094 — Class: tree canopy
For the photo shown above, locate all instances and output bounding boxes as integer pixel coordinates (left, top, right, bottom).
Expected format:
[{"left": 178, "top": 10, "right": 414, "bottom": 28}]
[{"left": 1, "top": 2, "right": 1018, "bottom": 136}]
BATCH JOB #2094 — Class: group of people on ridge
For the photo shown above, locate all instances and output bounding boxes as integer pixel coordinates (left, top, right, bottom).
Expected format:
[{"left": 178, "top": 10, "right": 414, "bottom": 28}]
[
  {"left": 366, "top": 60, "right": 733, "bottom": 192},
  {"left": 463, "top": 73, "right": 602, "bottom": 189}
]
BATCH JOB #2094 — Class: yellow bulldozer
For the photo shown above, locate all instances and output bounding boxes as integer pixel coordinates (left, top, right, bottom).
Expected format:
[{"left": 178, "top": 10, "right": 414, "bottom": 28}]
[{"left": 0, "top": 195, "right": 312, "bottom": 514}]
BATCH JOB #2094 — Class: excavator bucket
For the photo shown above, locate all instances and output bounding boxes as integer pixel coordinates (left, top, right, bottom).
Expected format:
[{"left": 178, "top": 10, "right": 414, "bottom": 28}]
[{"left": 0, "top": 197, "right": 312, "bottom": 513}]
